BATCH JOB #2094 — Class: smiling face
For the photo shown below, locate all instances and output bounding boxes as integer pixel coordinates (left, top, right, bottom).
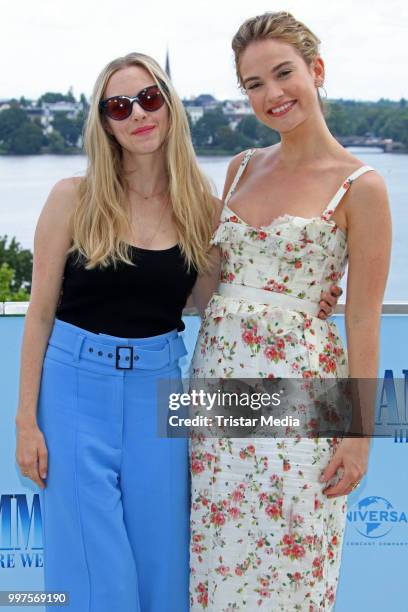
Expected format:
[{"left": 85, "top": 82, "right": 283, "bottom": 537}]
[
  {"left": 101, "top": 64, "right": 170, "bottom": 156},
  {"left": 239, "top": 38, "right": 324, "bottom": 133}
]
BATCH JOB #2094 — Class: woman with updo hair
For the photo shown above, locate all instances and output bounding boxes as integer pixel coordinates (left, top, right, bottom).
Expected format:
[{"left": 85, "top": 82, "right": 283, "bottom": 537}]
[{"left": 189, "top": 11, "right": 391, "bottom": 610}]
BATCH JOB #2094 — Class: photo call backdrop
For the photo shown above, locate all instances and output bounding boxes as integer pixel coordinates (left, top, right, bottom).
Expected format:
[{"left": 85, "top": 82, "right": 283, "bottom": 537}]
[
  {"left": 1, "top": 0, "right": 408, "bottom": 609},
  {"left": 1, "top": 311, "right": 407, "bottom": 611}
]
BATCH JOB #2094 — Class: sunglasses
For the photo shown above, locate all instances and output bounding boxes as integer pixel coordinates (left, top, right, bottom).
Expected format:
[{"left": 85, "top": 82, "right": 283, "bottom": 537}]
[{"left": 99, "top": 84, "right": 167, "bottom": 120}]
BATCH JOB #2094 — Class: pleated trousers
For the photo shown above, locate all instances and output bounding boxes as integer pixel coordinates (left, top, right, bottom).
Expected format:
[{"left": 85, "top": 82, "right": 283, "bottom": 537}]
[{"left": 37, "top": 319, "right": 190, "bottom": 612}]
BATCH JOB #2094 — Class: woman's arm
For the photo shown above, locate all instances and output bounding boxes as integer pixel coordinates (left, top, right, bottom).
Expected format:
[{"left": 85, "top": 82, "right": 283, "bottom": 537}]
[
  {"left": 321, "top": 171, "right": 392, "bottom": 497},
  {"left": 190, "top": 154, "right": 248, "bottom": 318},
  {"left": 15, "top": 178, "right": 77, "bottom": 488},
  {"left": 344, "top": 172, "right": 391, "bottom": 377},
  {"left": 190, "top": 197, "right": 223, "bottom": 317}
]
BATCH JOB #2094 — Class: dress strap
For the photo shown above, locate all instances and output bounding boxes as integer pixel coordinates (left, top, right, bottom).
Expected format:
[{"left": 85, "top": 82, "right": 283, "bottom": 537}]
[
  {"left": 224, "top": 149, "right": 256, "bottom": 205},
  {"left": 321, "top": 165, "right": 375, "bottom": 220}
]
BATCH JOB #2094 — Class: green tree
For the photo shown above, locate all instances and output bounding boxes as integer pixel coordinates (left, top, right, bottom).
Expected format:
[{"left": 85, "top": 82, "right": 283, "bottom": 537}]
[
  {"left": 47, "top": 130, "right": 66, "bottom": 153},
  {"left": 237, "top": 115, "right": 258, "bottom": 140},
  {"left": 191, "top": 108, "right": 229, "bottom": 148},
  {"left": 10, "top": 122, "right": 43, "bottom": 154},
  {"left": 378, "top": 110, "right": 408, "bottom": 147},
  {"left": 0, "top": 236, "right": 33, "bottom": 294},
  {"left": 0, "top": 264, "right": 30, "bottom": 302},
  {"left": 326, "top": 103, "right": 352, "bottom": 136},
  {"left": 52, "top": 112, "right": 82, "bottom": 147},
  {"left": 38, "top": 91, "right": 76, "bottom": 104},
  {"left": 256, "top": 123, "right": 280, "bottom": 147},
  {"left": 216, "top": 126, "right": 253, "bottom": 153},
  {"left": 0, "top": 107, "right": 29, "bottom": 150}
]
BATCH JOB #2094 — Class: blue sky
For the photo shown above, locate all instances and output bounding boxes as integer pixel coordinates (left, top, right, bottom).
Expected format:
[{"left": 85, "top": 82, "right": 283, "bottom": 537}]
[{"left": 1, "top": 0, "right": 407, "bottom": 102}]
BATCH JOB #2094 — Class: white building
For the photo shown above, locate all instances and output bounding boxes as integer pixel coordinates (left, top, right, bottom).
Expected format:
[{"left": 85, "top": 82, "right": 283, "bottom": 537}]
[
  {"left": 185, "top": 106, "right": 204, "bottom": 124},
  {"left": 223, "top": 99, "right": 253, "bottom": 129}
]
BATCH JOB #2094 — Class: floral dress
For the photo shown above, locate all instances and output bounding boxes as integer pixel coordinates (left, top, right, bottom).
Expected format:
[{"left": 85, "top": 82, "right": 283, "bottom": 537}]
[{"left": 189, "top": 149, "right": 374, "bottom": 611}]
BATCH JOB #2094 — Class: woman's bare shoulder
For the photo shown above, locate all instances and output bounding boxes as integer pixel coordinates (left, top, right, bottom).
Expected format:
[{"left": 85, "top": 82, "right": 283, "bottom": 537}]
[
  {"left": 345, "top": 165, "right": 389, "bottom": 223},
  {"left": 50, "top": 176, "right": 82, "bottom": 199},
  {"left": 44, "top": 176, "right": 83, "bottom": 216},
  {"left": 37, "top": 177, "right": 83, "bottom": 241}
]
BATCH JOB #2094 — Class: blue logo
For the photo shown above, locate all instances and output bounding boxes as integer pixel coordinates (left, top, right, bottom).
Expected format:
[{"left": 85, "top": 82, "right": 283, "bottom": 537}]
[
  {"left": 0, "top": 494, "right": 43, "bottom": 550},
  {"left": 347, "top": 495, "right": 407, "bottom": 539}
]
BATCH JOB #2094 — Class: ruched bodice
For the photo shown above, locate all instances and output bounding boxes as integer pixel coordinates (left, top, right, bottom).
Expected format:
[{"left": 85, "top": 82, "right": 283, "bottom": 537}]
[
  {"left": 211, "top": 148, "right": 372, "bottom": 309},
  {"left": 212, "top": 206, "right": 347, "bottom": 305}
]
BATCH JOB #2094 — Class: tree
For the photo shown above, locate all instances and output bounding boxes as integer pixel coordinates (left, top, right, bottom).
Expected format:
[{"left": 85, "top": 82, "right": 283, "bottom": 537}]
[
  {"left": 237, "top": 115, "right": 259, "bottom": 140},
  {"left": 326, "top": 103, "right": 352, "bottom": 136},
  {"left": 47, "top": 130, "right": 66, "bottom": 153},
  {"left": 0, "top": 107, "right": 29, "bottom": 150},
  {"left": 38, "top": 91, "right": 76, "bottom": 105},
  {"left": 256, "top": 123, "right": 280, "bottom": 147},
  {"left": 191, "top": 108, "right": 229, "bottom": 148},
  {"left": 0, "top": 236, "right": 33, "bottom": 294},
  {"left": 216, "top": 126, "right": 253, "bottom": 153},
  {"left": 10, "top": 122, "right": 43, "bottom": 154},
  {"left": 52, "top": 112, "right": 82, "bottom": 147},
  {"left": 79, "top": 93, "right": 89, "bottom": 111},
  {"left": 0, "top": 264, "right": 30, "bottom": 302},
  {"left": 378, "top": 110, "right": 408, "bottom": 148}
]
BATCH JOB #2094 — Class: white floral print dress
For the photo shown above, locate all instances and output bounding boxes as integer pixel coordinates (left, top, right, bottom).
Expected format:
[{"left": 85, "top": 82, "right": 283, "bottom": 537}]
[{"left": 189, "top": 149, "right": 375, "bottom": 611}]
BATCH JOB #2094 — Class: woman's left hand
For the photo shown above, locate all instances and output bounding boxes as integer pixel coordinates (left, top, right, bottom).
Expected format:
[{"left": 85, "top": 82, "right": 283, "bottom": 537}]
[{"left": 319, "top": 437, "right": 370, "bottom": 497}]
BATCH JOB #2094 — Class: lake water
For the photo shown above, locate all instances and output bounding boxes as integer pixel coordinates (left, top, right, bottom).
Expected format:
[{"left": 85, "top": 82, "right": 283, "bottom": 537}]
[{"left": 0, "top": 149, "right": 406, "bottom": 300}]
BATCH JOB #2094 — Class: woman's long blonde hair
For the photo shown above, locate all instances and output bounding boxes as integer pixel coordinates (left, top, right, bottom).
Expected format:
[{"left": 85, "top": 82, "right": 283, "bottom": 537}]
[{"left": 71, "top": 52, "right": 215, "bottom": 273}]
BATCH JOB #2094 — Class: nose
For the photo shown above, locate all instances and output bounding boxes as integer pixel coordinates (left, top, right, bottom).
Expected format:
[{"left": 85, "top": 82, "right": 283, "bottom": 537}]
[
  {"left": 130, "top": 100, "right": 147, "bottom": 121},
  {"left": 264, "top": 80, "right": 285, "bottom": 104}
]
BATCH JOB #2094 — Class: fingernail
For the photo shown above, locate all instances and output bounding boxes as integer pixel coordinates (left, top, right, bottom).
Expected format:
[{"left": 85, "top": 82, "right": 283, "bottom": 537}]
[
  {"left": 319, "top": 474, "right": 326, "bottom": 482},
  {"left": 42, "top": 473, "right": 47, "bottom": 479}
]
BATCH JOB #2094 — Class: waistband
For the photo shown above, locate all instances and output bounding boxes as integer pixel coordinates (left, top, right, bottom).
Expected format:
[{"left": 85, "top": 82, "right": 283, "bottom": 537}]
[
  {"left": 217, "top": 283, "right": 320, "bottom": 317},
  {"left": 48, "top": 319, "right": 187, "bottom": 371}
]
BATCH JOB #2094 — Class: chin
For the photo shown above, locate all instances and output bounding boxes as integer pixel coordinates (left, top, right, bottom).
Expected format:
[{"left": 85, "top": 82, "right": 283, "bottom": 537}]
[
  {"left": 128, "top": 140, "right": 163, "bottom": 155},
  {"left": 264, "top": 113, "right": 307, "bottom": 135}
]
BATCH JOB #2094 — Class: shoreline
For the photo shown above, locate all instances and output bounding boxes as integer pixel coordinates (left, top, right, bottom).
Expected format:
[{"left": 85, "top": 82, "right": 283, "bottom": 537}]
[{"left": 0, "top": 147, "right": 407, "bottom": 157}]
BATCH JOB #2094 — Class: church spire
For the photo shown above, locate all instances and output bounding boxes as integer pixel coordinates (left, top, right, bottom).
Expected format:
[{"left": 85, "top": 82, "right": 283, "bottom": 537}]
[{"left": 165, "top": 47, "right": 171, "bottom": 80}]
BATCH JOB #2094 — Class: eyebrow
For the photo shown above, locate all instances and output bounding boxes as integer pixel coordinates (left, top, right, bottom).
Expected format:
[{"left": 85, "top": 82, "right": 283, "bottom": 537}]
[{"left": 242, "top": 61, "right": 294, "bottom": 87}]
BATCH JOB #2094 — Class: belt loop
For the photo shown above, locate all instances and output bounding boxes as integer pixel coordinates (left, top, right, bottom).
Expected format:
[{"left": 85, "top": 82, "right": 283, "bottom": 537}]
[
  {"left": 72, "top": 334, "right": 86, "bottom": 363},
  {"left": 167, "top": 336, "right": 175, "bottom": 365}
]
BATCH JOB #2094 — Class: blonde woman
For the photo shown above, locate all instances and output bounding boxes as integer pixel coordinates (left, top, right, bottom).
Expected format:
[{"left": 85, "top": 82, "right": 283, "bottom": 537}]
[
  {"left": 189, "top": 12, "right": 391, "bottom": 611},
  {"left": 14, "top": 53, "right": 215, "bottom": 612}
]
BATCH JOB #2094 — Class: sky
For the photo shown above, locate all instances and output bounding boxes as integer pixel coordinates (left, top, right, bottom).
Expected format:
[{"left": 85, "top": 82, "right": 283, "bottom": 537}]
[{"left": 1, "top": 0, "right": 407, "bottom": 102}]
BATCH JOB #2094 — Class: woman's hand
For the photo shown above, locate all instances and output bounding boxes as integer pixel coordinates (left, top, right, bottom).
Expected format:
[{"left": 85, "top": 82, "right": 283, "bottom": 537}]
[
  {"left": 319, "top": 437, "right": 370, "bottom": 497},
  {"left": 15, "top": 420, "right": 48, "bottom": 490},
  {"left": 318, "top": 284, "right": 343, "bottom": 319}
]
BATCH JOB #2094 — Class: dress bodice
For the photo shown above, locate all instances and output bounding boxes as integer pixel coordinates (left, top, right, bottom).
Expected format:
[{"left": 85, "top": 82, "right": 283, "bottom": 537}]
[{"left": 211, "top": 149, "right": 374, "bottom": 306}]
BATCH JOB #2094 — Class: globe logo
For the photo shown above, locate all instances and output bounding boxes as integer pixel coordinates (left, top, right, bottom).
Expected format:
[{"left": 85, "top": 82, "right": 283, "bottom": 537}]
[{"left": 347, "top": 496, "right": 407, "bottom": 539}]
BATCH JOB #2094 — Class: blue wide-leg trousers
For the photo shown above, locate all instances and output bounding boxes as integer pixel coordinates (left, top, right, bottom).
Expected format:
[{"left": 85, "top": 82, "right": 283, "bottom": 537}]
[{"left": 37, "top": 319, "right": 190, "bottom": 612}]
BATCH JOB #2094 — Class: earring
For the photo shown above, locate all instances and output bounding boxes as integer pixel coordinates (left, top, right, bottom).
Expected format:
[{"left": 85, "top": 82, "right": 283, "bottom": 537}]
[{"left": 318, "top": 82, "right": 327, "bottom": 99}]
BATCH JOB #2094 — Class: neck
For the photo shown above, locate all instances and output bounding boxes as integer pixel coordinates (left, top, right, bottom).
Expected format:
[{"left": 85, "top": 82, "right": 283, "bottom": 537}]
[
  {"left": 277, "top": 111, "right": 343, "bottom": 168},
  {"left": 122, "top": 148, "right": 168, "bottom": 195}
]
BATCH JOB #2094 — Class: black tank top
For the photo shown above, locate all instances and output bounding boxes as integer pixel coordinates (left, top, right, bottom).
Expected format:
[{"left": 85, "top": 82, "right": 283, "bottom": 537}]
[{"left": 56, "top": 245, "right": 197, "bottom": 338}]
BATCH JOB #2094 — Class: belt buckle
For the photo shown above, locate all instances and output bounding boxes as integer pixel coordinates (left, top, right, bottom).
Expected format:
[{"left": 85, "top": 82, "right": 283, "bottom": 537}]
[{"left": 115, "top": 346, "right": 134, "bottom": 370}]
